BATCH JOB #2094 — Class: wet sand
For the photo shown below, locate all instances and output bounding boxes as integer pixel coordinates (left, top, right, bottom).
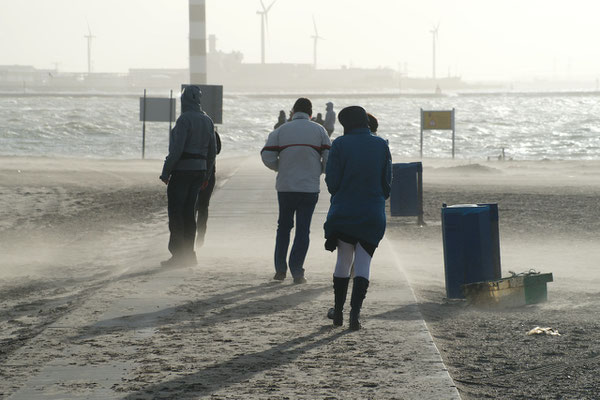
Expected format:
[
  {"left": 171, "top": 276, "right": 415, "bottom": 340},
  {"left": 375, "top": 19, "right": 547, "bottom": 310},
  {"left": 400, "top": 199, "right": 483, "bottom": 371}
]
[{"left": 1, "top": 155, "right": 599, "bottom": 399}]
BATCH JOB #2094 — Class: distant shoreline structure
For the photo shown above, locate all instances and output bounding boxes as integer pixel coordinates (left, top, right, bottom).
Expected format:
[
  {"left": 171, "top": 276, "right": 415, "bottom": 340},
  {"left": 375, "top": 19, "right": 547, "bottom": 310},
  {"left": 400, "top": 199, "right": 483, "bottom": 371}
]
[
  {"left": 2, "top": 65, "right": 598, "bottom": 95},
  {"left": 0, "top": 64, "right": 478, "bottom": 94},
  {"left": 4, "top": 35, "right": 599, "bottom": 94}
]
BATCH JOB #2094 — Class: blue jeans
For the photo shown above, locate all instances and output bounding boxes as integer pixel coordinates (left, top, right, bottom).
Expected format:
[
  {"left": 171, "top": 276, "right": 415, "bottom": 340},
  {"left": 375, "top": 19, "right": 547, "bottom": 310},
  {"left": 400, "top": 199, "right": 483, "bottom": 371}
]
[{"left": 275, "top": 192, "right": 319, "bottom": 278}]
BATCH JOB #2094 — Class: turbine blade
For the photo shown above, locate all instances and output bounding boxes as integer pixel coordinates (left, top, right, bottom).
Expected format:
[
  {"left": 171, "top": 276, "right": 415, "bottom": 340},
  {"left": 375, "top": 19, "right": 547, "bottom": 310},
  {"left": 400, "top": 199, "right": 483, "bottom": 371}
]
[
  {"left": 266, "top": 0, "right": 277, "bottom": 13},
  {"left": 260, "top": 0, "right": 267, "bottom": 12},
  {"left": 313, "top": 15, "right": 318, "bottom": 36}
]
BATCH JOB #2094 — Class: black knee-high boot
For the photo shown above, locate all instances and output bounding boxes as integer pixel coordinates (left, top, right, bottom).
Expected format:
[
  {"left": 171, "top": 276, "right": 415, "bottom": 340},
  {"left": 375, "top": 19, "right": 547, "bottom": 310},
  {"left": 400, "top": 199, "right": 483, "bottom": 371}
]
[
  {"left": 332, "top": 276, "right": 350, "bottom": 326},
  {"left": 349, "top": 277, "right": 369, "bottom": 331}
]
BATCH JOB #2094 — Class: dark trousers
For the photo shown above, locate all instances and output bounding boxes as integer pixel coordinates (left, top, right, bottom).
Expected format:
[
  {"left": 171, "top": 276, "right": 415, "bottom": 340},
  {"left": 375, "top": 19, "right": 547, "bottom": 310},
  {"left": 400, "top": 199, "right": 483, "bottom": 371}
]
[
  {"left": 195, "top": 168, "right": 216, "bottom": 246},
  {"left": 275, "top": 192, "right": 319, "bottom": 278},
  {"left": 167, "top": 170, "right": 205, "bottom": 258}
]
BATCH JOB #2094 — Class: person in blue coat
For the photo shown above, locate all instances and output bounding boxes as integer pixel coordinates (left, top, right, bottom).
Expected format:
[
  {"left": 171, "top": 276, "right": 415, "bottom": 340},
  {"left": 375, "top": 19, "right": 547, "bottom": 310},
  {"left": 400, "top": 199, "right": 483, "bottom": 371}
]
[{"left": 324, "top": 106, "right": 392, "bottom": 330}]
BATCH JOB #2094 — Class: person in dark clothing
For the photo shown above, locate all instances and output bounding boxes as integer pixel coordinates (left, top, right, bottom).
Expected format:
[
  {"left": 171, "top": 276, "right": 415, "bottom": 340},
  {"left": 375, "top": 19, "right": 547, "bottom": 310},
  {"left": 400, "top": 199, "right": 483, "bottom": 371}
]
[
  {"left": 195, "top": 130, "right": 221, "bottom": 247},
  {"left": 274, "top": 110, "right": 287, "bottom": 129},
  {"left": 324, "top": 102, "right": 336, "bottom": 137},
  {"left": 313, "top": 113, "right": 325, "bottom": 126},
  {"left": 160, "top": 85, "right": 217, "bottom": 267},
  {"left": 324, "top": 106, "right": 392, "bottom": 330}
]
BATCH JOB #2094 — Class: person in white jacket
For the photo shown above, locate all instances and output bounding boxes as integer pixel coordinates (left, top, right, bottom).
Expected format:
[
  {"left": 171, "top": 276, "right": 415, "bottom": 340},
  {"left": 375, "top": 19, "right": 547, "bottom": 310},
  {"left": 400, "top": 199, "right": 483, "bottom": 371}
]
[{"left": 261, "top": 98, "right": 331, "bottom": 283}]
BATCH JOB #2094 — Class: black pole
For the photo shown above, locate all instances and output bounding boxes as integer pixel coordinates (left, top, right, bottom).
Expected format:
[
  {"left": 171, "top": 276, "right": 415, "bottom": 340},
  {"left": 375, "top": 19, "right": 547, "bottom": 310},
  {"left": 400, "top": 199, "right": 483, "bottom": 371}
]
[
  {"left": 142, "top": 89, "right": 147, "bottom": 160},
  {"left": 169, "top": 89, "right": 173, "bottom": 135},
  {"left": 452, "top": 128, "right": 455, "bottom": 159},
  {"left": 451, "top": 108, "right": 455, "bottom": 159},
  {"left": 417, "top": 163, "right": 426, "bottom": 226},
  {"left": 420, "top": 108, "right": 424, "bottom": 159}
]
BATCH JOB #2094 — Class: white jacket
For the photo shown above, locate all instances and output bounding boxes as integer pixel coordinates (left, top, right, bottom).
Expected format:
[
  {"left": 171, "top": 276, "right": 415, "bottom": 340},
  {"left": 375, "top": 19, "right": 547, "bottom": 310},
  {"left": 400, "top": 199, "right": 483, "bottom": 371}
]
[{"left": 261, "top": 112, "right": 331, "bottom": 193}]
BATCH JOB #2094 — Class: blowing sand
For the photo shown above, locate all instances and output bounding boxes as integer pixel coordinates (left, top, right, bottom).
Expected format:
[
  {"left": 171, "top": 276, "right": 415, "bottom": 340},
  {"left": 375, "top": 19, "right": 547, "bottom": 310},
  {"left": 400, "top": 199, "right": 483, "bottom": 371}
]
[
  {"left": 388, "top": 158, "right": 600, "bottom": 399},
  {"left": 0, "top": 155, "right": 599, "bottom": 399}
]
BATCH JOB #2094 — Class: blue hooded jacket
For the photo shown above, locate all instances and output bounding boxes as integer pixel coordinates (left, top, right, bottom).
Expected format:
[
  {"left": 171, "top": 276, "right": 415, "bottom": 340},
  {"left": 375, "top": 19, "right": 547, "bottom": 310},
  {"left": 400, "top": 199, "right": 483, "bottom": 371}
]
[
  {"left": 160, "top": 85, "right": 216, "bottom": 180},
  {"left": 324, "top": 127, "right": 392, "bottom": 249}
]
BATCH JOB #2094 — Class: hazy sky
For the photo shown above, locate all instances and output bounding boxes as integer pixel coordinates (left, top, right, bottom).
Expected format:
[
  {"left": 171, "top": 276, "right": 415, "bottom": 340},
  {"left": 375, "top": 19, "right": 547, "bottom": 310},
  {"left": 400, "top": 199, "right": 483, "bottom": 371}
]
[{"left": 2, "top": 0, "right": 600, "bottom": 81}]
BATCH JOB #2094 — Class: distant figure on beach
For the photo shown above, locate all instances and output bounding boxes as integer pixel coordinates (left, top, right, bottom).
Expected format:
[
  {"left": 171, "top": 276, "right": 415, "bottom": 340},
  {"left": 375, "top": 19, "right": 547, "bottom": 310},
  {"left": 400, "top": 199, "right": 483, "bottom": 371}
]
[
  {"left": 159, "top": 85, "right": 217, "bottom": 267},
  {"left": 324, "top": 106, "right": 392, "bottom": 330},
  {"left": 324, "top": 102, "right": 336, "bottom": 137},
  {"left": 195, "top": 130, "right": 221, "bottom": 248},
  {"left": 274, "top": 110, "right": 286, "bottom": 130},
  {"left": 261, "top": 97, "right": 332, "bottom": 284},
  {"left": 312, "top": 113, "right": 325, "bottom": 126}
]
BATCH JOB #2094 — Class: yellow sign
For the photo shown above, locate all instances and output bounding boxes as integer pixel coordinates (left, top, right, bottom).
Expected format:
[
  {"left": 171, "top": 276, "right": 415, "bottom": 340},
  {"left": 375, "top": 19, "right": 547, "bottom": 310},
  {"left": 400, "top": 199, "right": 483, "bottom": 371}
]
[{"left": 422, "top": 110, "right": 453, "bottom": 130}]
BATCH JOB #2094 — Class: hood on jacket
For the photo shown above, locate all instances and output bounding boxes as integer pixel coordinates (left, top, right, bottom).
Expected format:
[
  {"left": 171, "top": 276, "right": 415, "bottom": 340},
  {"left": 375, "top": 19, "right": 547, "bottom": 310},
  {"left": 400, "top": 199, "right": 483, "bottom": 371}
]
[
  {"left": 338, "top": 106, "right": 369, "bottom": 134},
  {"left": 326, "top": 102, "right": 334, "bottom": 111},
  {"left": 181, "top": 85, "right": 202, "bottom": 113}
]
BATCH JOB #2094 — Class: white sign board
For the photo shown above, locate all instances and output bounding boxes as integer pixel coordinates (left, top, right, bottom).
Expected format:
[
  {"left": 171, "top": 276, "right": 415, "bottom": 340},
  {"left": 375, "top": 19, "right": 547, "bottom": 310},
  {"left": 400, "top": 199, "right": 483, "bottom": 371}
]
[{"left": 140, "top": 97, "right": 177, "bottom": 122}]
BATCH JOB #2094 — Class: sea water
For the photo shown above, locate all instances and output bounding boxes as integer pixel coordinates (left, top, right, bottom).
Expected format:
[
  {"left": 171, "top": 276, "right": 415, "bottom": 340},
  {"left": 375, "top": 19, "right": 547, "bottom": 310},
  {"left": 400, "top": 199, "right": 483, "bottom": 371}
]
[{"left": 1, "top": 92, "right": 599, "bottom": 160}]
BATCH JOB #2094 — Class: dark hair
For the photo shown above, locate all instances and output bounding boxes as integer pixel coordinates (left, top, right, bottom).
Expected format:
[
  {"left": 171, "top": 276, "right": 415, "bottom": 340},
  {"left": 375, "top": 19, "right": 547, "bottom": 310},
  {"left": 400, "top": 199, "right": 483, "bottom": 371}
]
[
  {"left": 292, "top": 97, "right": 312, "bottom": 116},
  {"left": 367, "top": 113, "right": 378, "bottom": 133},
  {"left": 338, "top": 106, "right": 369, "bottom": 134}
]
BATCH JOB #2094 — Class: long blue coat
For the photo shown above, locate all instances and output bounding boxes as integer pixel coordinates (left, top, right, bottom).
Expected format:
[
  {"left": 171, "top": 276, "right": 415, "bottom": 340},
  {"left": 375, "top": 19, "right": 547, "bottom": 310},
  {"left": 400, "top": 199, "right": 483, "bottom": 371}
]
[{"left": 324, "top": 128, "right": 392, "bottom": 248}]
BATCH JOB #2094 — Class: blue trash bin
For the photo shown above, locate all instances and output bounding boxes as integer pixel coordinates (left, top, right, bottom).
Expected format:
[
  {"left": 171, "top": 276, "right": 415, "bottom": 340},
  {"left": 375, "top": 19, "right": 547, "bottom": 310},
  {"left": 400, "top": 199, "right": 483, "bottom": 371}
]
[
  {"left": 391, "top": 163, "right": 423, "bottom": 223},
  {"left": 441, "top": 203, "right": 501, "bottom": 299},
  {"left": 478, "top": 203, "right": 502, "bottom": 279}
]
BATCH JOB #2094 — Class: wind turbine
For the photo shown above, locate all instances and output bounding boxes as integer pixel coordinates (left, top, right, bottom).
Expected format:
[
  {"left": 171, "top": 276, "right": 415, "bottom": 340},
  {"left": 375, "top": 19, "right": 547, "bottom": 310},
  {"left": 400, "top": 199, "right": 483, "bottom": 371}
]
[
  {"left": 257, "top": 0, "right": 277, "bottom": 64},
  {"left": 310, "top": 15, "right": 324, "bottom": 69},
  {"left": 430, "top": 22, "right": 440, "bottom": 80},
  {"left": 84, "top": 24, "right": 95, "bottom": 74}
]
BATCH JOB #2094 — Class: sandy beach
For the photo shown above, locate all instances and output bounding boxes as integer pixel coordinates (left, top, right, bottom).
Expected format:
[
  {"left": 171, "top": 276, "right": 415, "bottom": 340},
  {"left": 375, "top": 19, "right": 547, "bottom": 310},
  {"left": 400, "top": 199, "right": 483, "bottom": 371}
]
[{"left": 1, "top": 155, "right": 599, "bottom": 399}]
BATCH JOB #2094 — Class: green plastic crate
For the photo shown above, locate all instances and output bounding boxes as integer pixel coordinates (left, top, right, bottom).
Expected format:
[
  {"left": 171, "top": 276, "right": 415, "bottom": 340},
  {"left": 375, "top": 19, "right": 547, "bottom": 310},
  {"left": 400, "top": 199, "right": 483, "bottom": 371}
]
[{"left": 462, "top": 272, "right": 553, "bottom": 308}]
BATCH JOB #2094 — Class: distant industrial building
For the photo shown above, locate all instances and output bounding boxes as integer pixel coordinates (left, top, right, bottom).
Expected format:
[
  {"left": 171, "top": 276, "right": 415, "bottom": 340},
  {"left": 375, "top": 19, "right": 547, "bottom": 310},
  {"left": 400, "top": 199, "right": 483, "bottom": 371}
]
[{"left": 0, "top": 40, "right": 471, "bottom": 94}]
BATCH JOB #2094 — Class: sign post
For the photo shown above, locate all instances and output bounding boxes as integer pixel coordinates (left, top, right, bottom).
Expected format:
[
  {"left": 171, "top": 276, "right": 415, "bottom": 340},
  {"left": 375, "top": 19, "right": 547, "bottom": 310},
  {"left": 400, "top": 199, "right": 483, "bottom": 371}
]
[
  {"left": 420, "top": 108, "right": 456, "bottom": 159},
  {"left": 142, "top": 89, "right": 147, "bottom": 159},
  {"left": 168, "top": 90, "right": 173, "bottom": 134},
  {"left": 139, "top": 92, "right": 177, "bottom": 159},
  {"left": 180, "top": 84, "right": 223, "bottom": 124}
]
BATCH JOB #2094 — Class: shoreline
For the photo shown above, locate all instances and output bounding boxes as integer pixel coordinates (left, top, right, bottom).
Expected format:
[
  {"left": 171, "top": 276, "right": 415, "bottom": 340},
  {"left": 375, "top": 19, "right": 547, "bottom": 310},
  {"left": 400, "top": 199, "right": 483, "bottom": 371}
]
[{"left": 3, "top": 89, "right": 600, "bottom": 98}]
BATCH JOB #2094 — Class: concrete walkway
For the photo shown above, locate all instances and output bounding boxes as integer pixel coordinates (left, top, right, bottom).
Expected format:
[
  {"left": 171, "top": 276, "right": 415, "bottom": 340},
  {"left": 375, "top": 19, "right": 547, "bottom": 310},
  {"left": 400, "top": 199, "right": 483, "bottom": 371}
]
[{"left": 8, "top": 157, "right": 460, "bottom": 399}]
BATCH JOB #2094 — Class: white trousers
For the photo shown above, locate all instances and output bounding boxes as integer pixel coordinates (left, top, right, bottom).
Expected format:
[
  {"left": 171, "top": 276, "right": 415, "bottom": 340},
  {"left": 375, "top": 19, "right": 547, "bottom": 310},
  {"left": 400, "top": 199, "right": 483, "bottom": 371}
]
[{"left": 333, "top": 240, "right": 372, "bottom": 280}]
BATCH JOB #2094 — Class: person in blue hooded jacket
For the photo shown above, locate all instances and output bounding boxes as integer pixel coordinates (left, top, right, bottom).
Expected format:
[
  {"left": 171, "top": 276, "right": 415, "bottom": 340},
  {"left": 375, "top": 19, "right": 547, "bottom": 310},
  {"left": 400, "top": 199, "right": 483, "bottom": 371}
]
[
  {"left": 324, "top": 106, "right": 392, "bottom": 330},
  {"left": 160, "top": 85, "right": 217, "bottom": 267}
]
